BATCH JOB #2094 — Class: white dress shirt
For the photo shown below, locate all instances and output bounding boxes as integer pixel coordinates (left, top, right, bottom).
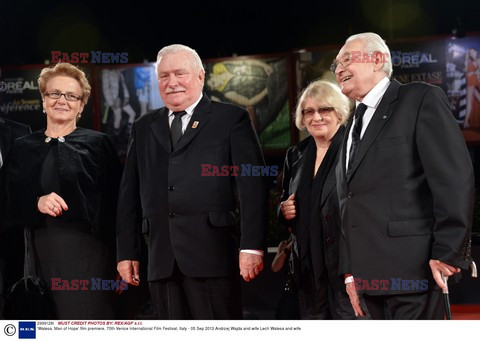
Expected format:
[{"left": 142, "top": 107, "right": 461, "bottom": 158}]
[
  {"left": 167, "top": 94, "right": 202, "bottom": 132},
  {"left": 346, "top": 77, "right": 391, "bottom": 169}
]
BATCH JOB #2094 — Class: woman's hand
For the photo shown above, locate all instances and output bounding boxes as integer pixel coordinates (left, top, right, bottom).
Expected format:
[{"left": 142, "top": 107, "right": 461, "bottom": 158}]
[
  {"left": 280, "top": 193, "right": 296, "bottom": 220},
  {"left": 37, "top": 192, "right": 68, "bottom": 217}
]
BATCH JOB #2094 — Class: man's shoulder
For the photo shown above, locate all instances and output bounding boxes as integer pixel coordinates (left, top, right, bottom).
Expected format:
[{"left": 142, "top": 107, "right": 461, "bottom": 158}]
[
  {"left": 397, "top": 80, "right": 442, "bottom": 94},
  {"left": 135, "top": 108, "right": 165, "bottom": 126},
  {"left": 12, "top": 130, "right": 42, "bottom": 148},
  {"left": 1, "top": 117, "right": 31, "bottom": 135},
  {"left": 210, "top": 100, "right": 247, "bottom": 119}
]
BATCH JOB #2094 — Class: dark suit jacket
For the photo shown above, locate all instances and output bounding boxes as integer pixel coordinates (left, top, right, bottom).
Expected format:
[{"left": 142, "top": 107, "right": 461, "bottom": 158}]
[
  {"left": 278, "top": 129, "right": 345, "bottom": 292},
  {"left": 116, "top": 94, "right": 268, "bottom": 281},
  {"left": 336, "top": 79, "right": 474, "bottom": 295},
  {"left": 0, "top": 117, "right": 31, "bottom": 229},
  {"left": 0, "top": 117, "right": 30, "bottom": 318}
]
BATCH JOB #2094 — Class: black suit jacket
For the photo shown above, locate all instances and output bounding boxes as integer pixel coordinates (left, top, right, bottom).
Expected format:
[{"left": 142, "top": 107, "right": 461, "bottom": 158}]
[
  {"left": 278, "top": 129, "right": 345, "bottom": 291},
  {"left": 116, "top": 94, "right": 268, "bottom": 281},
  {"left": 336, "top": 80, "right": 474, "bottom": 295},
  {"left": 0, "top": 117, "right": 31, "bottom": 230},
  {"left": 0, "top": 117, "right": 30, "bottom": 318}
]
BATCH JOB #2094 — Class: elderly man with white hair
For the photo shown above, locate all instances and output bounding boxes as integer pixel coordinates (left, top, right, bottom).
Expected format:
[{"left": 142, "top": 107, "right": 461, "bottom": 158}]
[{"left": 333, "top": 32, "right": 474, "bottom": 319}]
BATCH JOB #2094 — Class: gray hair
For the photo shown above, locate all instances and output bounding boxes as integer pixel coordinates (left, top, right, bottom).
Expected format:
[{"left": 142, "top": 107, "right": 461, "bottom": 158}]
[
  {"left": 294, "top": 80, "right": 351, "bottom": 130},
  {"left": 345, "top": 32, "right": 392, "bottom": 77},
  {"left": 155, "top": 44, "right": 205, "bottom": 74}
]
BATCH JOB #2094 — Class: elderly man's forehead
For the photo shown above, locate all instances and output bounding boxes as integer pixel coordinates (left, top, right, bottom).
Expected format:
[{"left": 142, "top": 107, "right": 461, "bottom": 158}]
[{"left": 337, "top": 39, "right": 365, "bottom": 56}]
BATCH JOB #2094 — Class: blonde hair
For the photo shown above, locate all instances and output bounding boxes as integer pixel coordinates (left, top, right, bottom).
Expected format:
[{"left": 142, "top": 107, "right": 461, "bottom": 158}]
[
  {"left": 294, "top": 80, "right": 351, "bottom": 130},
  {"left": 38, "top": 63, "right": 91, "bottom": 106}
]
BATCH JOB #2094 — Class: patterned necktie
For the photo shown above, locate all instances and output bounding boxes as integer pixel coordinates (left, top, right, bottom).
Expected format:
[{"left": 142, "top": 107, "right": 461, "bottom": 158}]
[
  {"left": 348, "top": 103, "right": 367, "bottom": 173},
  {"left": 171, "top": 111, "right": 187, "bottom": 148}
]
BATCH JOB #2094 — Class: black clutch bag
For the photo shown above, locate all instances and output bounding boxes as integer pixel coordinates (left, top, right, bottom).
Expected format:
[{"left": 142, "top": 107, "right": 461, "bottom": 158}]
[{"left": 4, "top": 228, "right": 53, "bottom": 319}]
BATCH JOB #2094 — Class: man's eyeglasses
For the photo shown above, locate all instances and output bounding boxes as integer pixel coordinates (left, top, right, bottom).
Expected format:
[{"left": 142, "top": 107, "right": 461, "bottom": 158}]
[
  {"left": 45, "top": 92, "right": 82, "bottom": 101},
  {"left": 302, "top": 107, "right": 335, "bottom": 118},
  {"left": 330, "top": 54, "right": 352, "bottom": 73}
]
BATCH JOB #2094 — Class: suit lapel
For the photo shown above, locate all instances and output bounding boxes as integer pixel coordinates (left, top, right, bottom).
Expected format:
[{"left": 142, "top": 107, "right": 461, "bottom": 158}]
[
  {"left": 0, "top": 120, "right": 12, "bottom": 158},
  {"left": 150, "top": 108, "right": 171, "bottom": 153},
  {"left": 347, "top": 79, "right": 400, "bottom": 182},
  {"left": 339, "top": 115, "right": 353, "bottom": 181},
  {"left": 288, "top": 138, "right": 310, "bottom": 195},
  {"left": 320, "top": 168, "right": 336, "bottom": 207}
]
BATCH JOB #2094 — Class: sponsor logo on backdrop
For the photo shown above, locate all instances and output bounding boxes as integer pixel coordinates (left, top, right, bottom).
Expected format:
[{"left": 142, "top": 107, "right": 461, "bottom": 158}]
[
  {"left": 0, "top": 78, "right": 38, "bottom": 94},
  {"left": 391, "top": 51, "right": 438, "bottom": 68}
]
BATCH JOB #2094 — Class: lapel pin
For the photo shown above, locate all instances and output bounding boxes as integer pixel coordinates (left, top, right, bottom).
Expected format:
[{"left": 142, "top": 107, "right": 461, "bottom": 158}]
[
  {"left": 382, "top": 115, "right": 387, "bottom": 119},
  {"left": 192, "top": 121, "right": 199, "bottom": 129}
]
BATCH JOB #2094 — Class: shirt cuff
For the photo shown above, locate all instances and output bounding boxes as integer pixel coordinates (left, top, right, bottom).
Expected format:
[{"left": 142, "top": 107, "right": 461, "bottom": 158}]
[
  {"left": 344, "top": 276, "right": 354, "bottom": 284},
  {"left": 240, "top": 249, "right": 264, "bottom": 256}
]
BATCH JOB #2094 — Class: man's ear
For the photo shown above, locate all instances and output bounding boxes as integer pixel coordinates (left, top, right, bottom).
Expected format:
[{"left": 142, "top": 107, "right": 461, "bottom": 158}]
[{"left": 372, "top": 51, "right": 385, "bottom": 72}]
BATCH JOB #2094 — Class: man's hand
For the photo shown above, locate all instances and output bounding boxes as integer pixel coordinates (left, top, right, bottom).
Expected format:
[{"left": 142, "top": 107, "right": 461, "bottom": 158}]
[
  {"left": 117, "top": 260, "right": 140, "bottom": 287},
  {"left": 239, "top": 252, "right": 263, "bottom": 282},
  {"left": 280, "top": 193, "right": 296, "bottom": 220},
  {"left": 346, "top": 282, "right": 366, "bottom": 317},
  {"left": 429, "top": 259, "right": 460, "bottom": 291}
]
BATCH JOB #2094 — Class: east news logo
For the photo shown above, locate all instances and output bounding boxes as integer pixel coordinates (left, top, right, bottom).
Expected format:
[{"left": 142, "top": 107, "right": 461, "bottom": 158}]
[{"left": 18, "top": 322, "right": 36, "bottom": 339}]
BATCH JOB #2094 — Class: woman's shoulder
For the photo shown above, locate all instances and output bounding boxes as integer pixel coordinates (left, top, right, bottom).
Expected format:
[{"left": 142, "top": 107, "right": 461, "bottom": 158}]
[
  {"left": 69, "top": 127, "right": 111, "bottom": 144},
  {"left": 284, "top": 136, "right": 312, "bottom": 165},
  {"left": 290, "top": 136, "right": 312, "bottom": 154},
  {"left": 73, "top": 127, "right": 107, "bottom": 138}
]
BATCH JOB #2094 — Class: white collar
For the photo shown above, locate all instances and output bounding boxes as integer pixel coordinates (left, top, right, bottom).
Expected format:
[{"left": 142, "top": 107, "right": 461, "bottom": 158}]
[
  {"left": 356, "top": 77, "right": 390, "bottom": 109},
  {"left": 168, "top": 93, "right": 203, "bottom": 117}
]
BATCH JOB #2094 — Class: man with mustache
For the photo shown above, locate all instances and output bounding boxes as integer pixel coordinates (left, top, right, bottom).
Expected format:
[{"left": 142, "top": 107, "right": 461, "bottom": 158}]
[
  {"left": 333, "top": 33, "right": 474, "bottom": 319},
  {"left": 116, "top": 44, "right": 268, "bottom": 319}
]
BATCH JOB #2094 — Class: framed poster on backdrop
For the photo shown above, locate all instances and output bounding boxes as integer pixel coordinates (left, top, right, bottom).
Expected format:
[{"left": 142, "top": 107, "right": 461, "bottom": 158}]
[
  {"left": 0, "top": 65, "right": 94, "bottom": 132},
  {"left": 95, "top": 64, "right": 163, "bottom": 159},
  {"left": 204, "top": 55, "right": 292, "bottom": 151},
  {"left": 445, "top": 37, "right": 480, "bottom": 144}
]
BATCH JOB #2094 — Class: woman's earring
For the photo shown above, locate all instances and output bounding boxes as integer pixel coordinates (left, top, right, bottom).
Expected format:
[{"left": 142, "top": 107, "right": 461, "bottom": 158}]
[{"left": 43, "top": 109, "right": 46, "bottom": 114}]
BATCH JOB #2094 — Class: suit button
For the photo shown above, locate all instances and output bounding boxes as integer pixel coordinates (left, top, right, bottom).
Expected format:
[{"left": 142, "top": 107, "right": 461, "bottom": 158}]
[
  {"left": 347, "top": 192, "right": 353, "bottom": 199},
  {"left": 169, "top": 212, "right": 176, "bottom": 218},
  {"left": 326, "top": 236, "right": 334, "bottom": 244},
  {"left": 324, "top": 214, "right": 332, "bottom": 222},
  {"left": 168, "top": 186, "right": 175, "bottom": 191}
]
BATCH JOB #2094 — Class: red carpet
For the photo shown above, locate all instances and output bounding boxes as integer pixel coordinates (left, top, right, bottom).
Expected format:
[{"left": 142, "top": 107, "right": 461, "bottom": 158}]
[{"left": 451, "top": 304, "right": 480, "bottom": 319}]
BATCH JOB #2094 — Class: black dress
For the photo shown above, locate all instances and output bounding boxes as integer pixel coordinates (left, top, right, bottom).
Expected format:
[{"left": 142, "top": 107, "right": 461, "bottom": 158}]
[{"left": 7, "top": 127, "right": 121, "bottom": 319}]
